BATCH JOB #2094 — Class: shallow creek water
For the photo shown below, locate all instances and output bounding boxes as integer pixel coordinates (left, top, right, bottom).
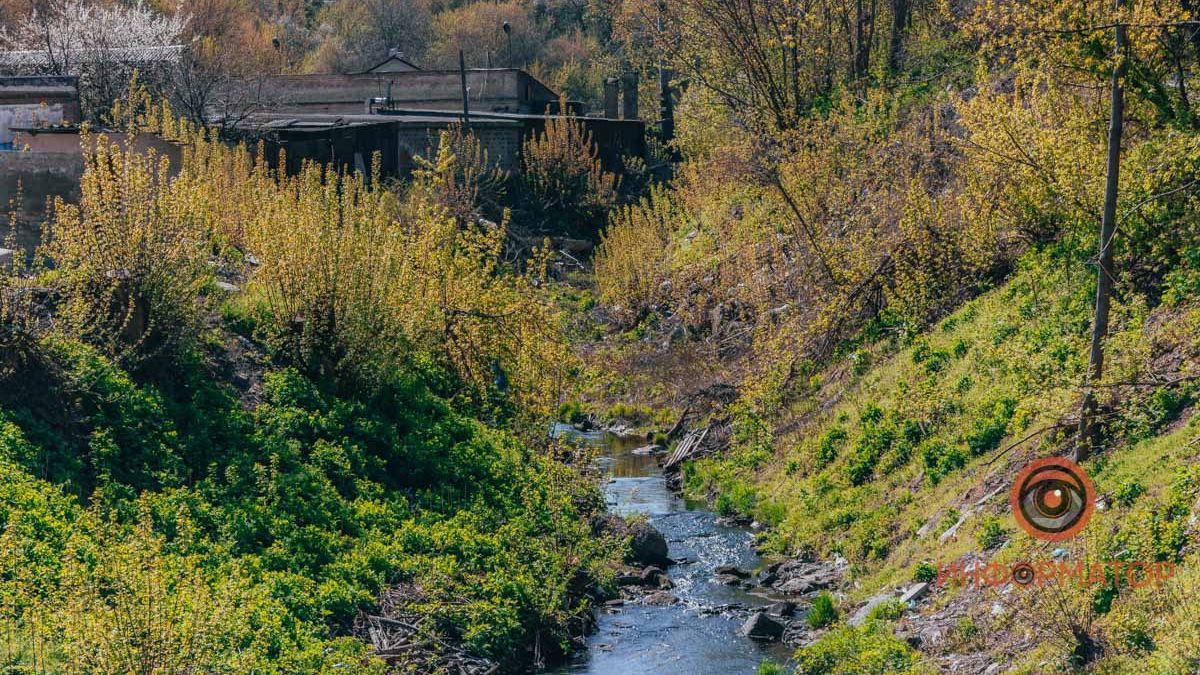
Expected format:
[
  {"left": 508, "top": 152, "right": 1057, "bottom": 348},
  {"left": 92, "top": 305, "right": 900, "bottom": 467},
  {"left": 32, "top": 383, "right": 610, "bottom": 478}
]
[{"left": 550, "top": 424, "right": 791, "bottom": 675}]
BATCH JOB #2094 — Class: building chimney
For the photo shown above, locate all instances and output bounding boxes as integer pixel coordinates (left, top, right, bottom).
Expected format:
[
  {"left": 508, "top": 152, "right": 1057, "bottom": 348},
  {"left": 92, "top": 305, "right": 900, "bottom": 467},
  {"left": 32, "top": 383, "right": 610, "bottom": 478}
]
[
  {"left": 603, "top": 77, "right": 619, "bottom": 119},
  {"left": 621, "top": 71, "right": 638, "bottom": 120}
]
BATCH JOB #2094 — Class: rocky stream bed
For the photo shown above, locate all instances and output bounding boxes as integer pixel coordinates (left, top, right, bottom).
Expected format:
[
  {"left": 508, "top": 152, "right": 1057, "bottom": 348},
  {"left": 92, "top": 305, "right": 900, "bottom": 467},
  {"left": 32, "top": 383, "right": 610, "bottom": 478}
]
[{"left": 548, "top": 424, "right": 840, "bottom": 674}]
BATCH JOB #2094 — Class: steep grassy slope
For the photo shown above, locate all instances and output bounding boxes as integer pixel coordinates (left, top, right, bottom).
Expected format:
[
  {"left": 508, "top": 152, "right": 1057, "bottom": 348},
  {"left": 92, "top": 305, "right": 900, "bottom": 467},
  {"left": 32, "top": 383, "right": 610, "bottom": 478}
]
[{"left": 681, "top": 246, "right": 1200, "bottom": 671}]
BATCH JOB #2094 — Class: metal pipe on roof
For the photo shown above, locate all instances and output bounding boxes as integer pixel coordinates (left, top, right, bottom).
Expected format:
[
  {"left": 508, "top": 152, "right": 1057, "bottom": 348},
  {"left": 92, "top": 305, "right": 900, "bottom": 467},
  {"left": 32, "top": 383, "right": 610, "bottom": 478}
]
[{"left": 459, "top": 50, "right": 470, "bottom": 128}]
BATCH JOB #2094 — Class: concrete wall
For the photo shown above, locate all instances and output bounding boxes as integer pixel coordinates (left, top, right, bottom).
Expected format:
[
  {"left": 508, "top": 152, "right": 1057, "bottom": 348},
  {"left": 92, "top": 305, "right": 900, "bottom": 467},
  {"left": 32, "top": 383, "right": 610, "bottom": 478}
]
[
  {"left": 0, "top": 104, "right": 64, "bottom": 145},
  {"left": 265, "top": 122, "right": 402, "bottom": 178},
  {"left": 250, "top": 113, "right": 641, "bottom": 179},
  {"left": 247, "top": 118, "right": 524, "bottom": 178},
  {"left": 0, "top": 151, "right": 83, "bottom": 213},
  {"left": 12, "top": 129, "right": 183, "bottom": 168},
  {"left": 1, "top": 130, "right": 183, "bottom": 224},
  {"left": 0, "top": 77, "right": 79, "bottom": 146}
]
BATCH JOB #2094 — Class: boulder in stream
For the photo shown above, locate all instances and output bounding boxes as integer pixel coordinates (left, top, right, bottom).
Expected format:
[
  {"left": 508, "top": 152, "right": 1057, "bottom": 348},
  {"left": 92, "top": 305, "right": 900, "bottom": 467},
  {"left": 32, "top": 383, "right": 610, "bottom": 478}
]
[
  {"left": 640, "top": 566, "right": 672, "bottom": 589},
  {"left": 589, "top": 515, "right": 671, "bottom": 568},
  {"left": 713, "top": 565, "right": 750, "bottom": 578},
  {"left": 642, "top": 591, "right": 679, "bottom": 606},
  {"left": 766, "top": 601, "right": 796, "bottom": 618},
  {"left": 627, "top": 522, "right": 670, "bottom": 567},
  {"left": 740, "top": 612, "right": 785, "bottom": 641},
  {"left": 770, "top": 559, "right": 842, "bottom": 596},
  {"left": 615, "top": 574, "right": 645, "bottom": 587}
]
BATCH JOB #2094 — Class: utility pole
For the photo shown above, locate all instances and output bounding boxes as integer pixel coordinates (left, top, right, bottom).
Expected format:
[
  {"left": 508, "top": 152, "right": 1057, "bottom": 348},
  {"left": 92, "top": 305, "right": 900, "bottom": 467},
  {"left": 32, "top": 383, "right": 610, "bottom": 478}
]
[{"left": 1076, "top": 0, "right": 1127, "bottom": 463}]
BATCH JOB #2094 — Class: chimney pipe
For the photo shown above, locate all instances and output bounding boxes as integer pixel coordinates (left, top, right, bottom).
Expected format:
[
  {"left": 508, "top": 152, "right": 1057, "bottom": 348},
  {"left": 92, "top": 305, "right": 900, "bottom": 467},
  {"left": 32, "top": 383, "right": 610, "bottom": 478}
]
[
  {"left": 621, "top": 71, "right": 638, "bottom": 120},
  {"left": 459, "top": 49, "right": 470, "bottom": 128},
  {"left": 603, "top": 77, "right": 619, "bottom": 119}
]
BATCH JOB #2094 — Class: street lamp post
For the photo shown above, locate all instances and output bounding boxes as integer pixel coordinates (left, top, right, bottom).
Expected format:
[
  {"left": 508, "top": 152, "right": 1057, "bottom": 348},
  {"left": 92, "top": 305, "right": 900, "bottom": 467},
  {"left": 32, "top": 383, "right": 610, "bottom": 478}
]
[{"left": 502, "top": 22, "right": 513, "bottom": 69}]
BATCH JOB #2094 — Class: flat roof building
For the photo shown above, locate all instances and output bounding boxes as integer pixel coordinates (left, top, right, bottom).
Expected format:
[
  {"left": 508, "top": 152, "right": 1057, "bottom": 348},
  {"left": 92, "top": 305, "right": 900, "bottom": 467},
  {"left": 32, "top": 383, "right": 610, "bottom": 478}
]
[
  {"left": 0, "top": 76, "right": 79, "bottom": 148},
  {"left": 257, "top": 68, "right": 561, "bottom": 116}
]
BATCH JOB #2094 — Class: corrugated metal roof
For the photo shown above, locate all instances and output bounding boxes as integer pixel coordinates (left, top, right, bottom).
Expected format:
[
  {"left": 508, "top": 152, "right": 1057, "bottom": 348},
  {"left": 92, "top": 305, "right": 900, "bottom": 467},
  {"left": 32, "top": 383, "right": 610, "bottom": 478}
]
[{"left": 0, "top": 45, "right": 184, "bottom": 72}]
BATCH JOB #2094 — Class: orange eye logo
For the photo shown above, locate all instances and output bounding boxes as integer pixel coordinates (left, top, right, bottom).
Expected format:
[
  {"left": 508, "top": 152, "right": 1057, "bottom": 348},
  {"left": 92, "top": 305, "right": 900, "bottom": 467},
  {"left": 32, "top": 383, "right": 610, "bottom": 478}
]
[{"left": 1011, "top": 457, "right": 1095, "bottom": 542}]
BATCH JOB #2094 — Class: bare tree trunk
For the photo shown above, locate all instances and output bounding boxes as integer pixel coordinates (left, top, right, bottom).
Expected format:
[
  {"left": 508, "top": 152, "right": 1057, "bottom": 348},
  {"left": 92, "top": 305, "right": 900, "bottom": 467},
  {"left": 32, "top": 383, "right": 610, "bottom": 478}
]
[
  {"left": 1076, "top": 0, "right": 1127, "bottom": 463},
  {"left": 854, "top": 0, "right": 869, "bottom": 80},
  {"left": 887, "top": 0, "right": 911, "bottom": 73}
]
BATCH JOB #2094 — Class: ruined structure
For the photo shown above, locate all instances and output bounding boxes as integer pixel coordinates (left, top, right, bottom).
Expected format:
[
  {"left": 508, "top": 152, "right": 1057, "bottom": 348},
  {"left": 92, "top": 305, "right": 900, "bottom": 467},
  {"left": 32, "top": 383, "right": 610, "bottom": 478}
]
[
  {"left": 0, "top": 53, "right": 648, "bottom": 201},
  {"left": 232, "top": 58, "right": 645, "bottom": 179}
]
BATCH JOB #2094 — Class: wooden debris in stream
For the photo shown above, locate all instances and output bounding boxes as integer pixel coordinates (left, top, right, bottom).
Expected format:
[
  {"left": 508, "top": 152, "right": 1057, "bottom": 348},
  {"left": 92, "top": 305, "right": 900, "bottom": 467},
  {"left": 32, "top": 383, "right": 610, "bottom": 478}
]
[{"left": 662, "top": 421, "right": 732, "bottom": 489}]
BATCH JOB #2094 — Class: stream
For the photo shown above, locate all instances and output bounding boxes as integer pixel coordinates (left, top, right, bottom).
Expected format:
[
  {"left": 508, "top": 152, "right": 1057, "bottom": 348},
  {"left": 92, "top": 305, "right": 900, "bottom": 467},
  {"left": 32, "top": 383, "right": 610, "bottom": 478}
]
[{"left": 551, "top": 424, "right": 792, "bottom": 675}]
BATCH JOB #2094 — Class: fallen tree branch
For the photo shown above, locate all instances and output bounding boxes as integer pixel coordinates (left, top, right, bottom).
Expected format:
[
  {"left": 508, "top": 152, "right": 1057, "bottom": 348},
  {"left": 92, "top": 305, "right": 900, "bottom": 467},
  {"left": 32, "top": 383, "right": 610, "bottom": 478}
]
[{"left": 983, "top": 422, "right": 1074, "bottom": 467}]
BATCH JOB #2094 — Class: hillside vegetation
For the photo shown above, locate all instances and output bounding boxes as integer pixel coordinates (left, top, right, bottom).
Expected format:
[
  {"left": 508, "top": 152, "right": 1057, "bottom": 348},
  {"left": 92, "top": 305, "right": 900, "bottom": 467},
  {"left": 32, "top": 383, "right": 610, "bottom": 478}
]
[
  {"left": 0, "top": 109, "right": 620, "bottom": 672},
  {"left": 4, "top": 0, "right": 1200, "bottom": 671},
  {"left": 584, "top": 0, "right": 1200, "bottom": 671}
]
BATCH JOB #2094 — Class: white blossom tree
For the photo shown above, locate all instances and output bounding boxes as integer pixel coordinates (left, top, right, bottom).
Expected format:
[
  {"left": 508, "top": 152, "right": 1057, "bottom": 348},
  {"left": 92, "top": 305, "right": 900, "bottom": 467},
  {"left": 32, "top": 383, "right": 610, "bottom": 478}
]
[{"left": 1, "top": 1, "right": 189, "bottom": 120}]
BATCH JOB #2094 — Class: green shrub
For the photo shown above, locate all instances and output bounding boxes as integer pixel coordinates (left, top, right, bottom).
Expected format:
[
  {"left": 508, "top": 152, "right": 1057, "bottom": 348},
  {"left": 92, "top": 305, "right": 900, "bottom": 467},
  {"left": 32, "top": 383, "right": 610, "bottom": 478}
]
[
  {"left": 964, "top": 397, "right": 1016, "bottom": 456},
  {"left": 807, "top": 592, "right": 838, "bottom": 629},
  {"left": 817, "top": 427, "right": 848, "bottom": 466},
  {"left": 794, "top": 621, "right": 918, "bottom": 674},
  {"left": 846, "top": 423, "right": 895, "bottom": 486},
  {"left": 867, "top": 598, "right": 908, "bottom": 622},
  {"left": 913, "top": 561, "right": 938, "bottom": 583},
  {"left": 920, "top": 441, "right": 967, "bottom": 485},
  {"left": 951, "top": 617, "right": 980, "bottom": 648},
  {"left": 850, "top": 349, "right": 872, "bottom": 376},
  {"left": 556, "top": 400, "right": 587, "bottom": 425},
  {"left": 975, "top": 516, "right": 1007, "bottom": 549},
  {"left": 911, "top": 340, "right": 932, "bottom": 364},
  {"left": 951, "top": 338, "right": 969, "bottom": 359},
  {"left": 1113, "top": 479, "right": 1146, "bottom": 507}
]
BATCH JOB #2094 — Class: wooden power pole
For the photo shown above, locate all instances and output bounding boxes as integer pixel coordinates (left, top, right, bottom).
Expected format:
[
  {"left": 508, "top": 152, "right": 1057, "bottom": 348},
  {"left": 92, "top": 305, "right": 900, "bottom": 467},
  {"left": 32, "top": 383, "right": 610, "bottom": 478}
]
[{"left": 1076, "top": 0, "right": 1127, "bottom": 463}]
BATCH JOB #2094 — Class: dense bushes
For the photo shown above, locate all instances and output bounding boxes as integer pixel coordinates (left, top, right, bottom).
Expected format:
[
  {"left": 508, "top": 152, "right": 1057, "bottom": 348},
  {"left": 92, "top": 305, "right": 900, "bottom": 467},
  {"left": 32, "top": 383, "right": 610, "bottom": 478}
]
[
  {"left": 593, "top": 186, "right": 678, "bottom": 325},
  {"left": 0, "top": 115, "right": 619, "bottom": 671},
  {"left": 681, "top": 247, "right": 1143, "bottom": 564},
  {"left": 0, "top": 337, "right": 616, "bottom": 672},
  {"left": 520, "top": 112, "right": 619, "bottom": 237}
]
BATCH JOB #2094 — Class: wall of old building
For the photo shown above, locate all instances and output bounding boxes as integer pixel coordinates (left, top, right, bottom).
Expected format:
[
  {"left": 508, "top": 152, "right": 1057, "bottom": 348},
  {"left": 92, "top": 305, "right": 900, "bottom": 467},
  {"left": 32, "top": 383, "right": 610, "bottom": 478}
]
[
  {"left": 0, "top": 76, "right": 80, "bottom": 148},
  {"left": 396, "top": 123, "right": 523, "bottom": 174},
  {"left": 0, "top": 150, "right": 82, "bottom": 212},
  {"left": 258, "top": 70, "right": 557, "bottom": 117}
]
